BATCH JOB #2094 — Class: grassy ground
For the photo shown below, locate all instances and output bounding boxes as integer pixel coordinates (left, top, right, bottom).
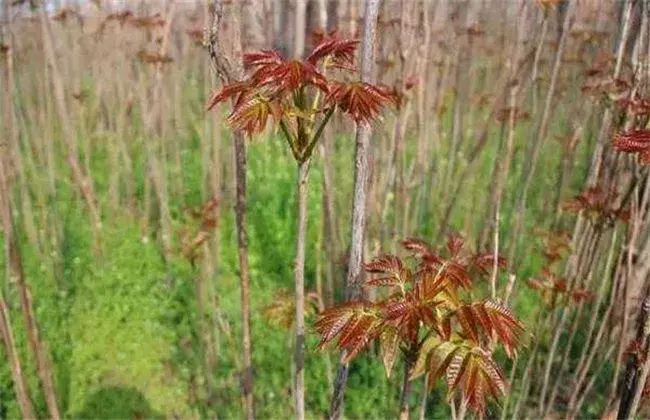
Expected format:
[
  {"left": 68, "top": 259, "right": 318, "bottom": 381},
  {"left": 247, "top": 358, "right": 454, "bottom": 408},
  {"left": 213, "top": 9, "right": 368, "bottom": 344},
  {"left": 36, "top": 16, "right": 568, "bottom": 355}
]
[
  {"left": 0, "top": 110, "right": 596, "bottom": 417},
  {"left": 0, "top": 23, "right": 606, "bottom": 414}
]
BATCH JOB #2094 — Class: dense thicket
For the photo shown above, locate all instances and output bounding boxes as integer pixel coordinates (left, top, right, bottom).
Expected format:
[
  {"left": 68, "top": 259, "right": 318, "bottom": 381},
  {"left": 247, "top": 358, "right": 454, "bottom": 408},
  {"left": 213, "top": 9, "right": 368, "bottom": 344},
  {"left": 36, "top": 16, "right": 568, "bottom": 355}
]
[{"left": 2, "top": 0, "right": 650, "bottom": 418}]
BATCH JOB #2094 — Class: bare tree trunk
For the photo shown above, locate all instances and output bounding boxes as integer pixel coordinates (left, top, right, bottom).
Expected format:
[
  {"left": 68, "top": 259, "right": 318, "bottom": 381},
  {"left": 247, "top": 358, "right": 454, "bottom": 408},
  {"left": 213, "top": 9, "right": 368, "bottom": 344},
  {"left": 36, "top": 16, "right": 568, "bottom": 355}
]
[
  {"left": 617, "top": 285, "right": 650, "bottom": 419},
  {"left": 294, "top": 159, "right": 310, "bottom": 420},
  {"left": 508, "top": 0, "right": 574, "bottom": 267},
  {"left": 320, "top": 127, "right": 338, "bottom": 305},
  {"left": 206, "top": 1, "right": 254, "bottom": 418},
  {"left": 2, "top": 5, "right": 37, "bottom": 251},
  {"left": 348, "top": 0, "right": 357, "bottom": 38},
  {"left": 479, "top": 0, "right": 527, "bottom": 251},
  {"left": 294, "top": 0, "right": 307, "bottom": 58},
  {"left": 391, "top": 0, "right": 417, "bottom": 241},
  {"left": 586, "top": 0, "right": 633, "bottom": 188},
  {"left": 440, "top": 7, "right": 472, "bottom": 205},
  {"left": 0, "top": 127, "right": 60, "bottom": 419},
  {"left": 38, "top": 0, "right": 102, "bottom": 252},
  {"left": 274, "top": 0, "right": 291, "bottom": 56},
  {"left": 152, "top": 1, "right": 176, "bottom": 260},
  {"left": 566, "top": 231, "right": 620, "bottom": 417},
  {"left": 16, "top": 267, "right": 61, "bottom": 420},
  {"left": 316, "top": 0, "right": 327, "bottom": 31},
  {"left": 234, "top": 131, "right": 255, "bottom": 420},
  {"left": 329, "top": 0, "right": 380, "bottom": 418},
  {"left": 436, "top": 43, "right": 537, "bottom": 242},
  {"left": 0, "top": 66, "right": 36, "bottom": 415},
  {"left": 399, "top": 345, "right": 417, "bottom": 420},
  {"left": 552, "top": 125, "right": 583, "bottom": 227},
  {"left": 0, "top": 293, "right": 35, "bottom": 420}
]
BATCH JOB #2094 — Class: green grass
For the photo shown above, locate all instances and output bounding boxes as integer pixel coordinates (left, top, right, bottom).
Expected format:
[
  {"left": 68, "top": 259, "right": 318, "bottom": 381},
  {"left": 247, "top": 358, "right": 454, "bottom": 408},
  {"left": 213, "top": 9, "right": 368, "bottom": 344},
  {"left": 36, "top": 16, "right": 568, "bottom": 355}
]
[{"left": 0, "top": 68, "right": 604, "bottom": 417}]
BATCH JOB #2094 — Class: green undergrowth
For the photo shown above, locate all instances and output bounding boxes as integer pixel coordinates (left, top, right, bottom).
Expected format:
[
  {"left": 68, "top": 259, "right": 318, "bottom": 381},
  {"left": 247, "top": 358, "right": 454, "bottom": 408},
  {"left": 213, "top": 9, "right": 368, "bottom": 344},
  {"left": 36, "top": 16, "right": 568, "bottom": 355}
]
[{"left": 0, "top": 90, "right": 600, "bottom": 417}]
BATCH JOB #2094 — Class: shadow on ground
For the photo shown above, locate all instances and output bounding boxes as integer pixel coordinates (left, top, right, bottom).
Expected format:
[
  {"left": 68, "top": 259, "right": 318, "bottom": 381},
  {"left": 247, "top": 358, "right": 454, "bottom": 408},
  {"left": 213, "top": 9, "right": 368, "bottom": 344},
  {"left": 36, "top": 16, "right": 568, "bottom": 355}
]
[{"left": 75, "top": 386, "right": 163, "bottom": 419}]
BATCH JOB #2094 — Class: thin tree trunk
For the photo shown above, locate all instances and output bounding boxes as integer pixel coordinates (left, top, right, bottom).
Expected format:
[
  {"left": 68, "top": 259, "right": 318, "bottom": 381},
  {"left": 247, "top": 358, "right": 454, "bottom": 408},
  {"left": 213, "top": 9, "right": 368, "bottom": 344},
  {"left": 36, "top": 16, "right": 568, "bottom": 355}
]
[
  {"left": 141, "top": 1, "right": 176, "bottom": 261},
  {"left": 316, "top": 0, "right": 327, "bottom": 31},
  {"left": 0, "top": 111, "right": 60, "bottom": 419},
  {"left": 234, "top": 131, "right": 254, "bottom": 420},
  {"left": 295, "top": 159, "right": 310, "bottom": 420},
  {"left": 618, "top": 285, "right": 650, "bottom": 419},
  {"left": 552, "top": 124, "right": 583, "bottom": 227},
  {"left": 294, "top": 0, "right": 307, "bottom": 58},
  {"left": 0, "top": 68, "right": 35, "bottom": 416},
  {"left": 408, "top": 1, "right": 433, "bottom": 236},
  {"left": 391, "top": 0, "right": 416, "bottom": 241},
  {"left": 206, "top": 1, "right": 254, "bottom": 418},
  {"left": 538, "top": 228, "right": 603, "bottom": 416},
  {"left": 320, "top": 128, "right": 338, "bottom": 305},
  {"left": 0, "top": 293, "right": 35, "bottom": 420},
  {"left": 399, "top": 346, "right": 417, "bottom": 420},
  {"left": 418, "top": 375, "right": 428, "bottom": 420},
  {"left": 317, "top": 1, "right": 335, "bottom": 307},
  {"left": 38, "top": 0, "right": 102, "bottom": 252},
  {"left": 586, "top": 0, "right": 634, "bottom": 187},
  {"left": 435, "top": 32, "right": 538, "bottom": 242},
  {"left": 610, "top": 192, "right": 642, "bottom": 408},
  {"left": 348, "top": 0, "right": 357, "bottom": 38},
  {"left": 478, "top": 0, "right": 526, "bottom": 251},
  {"left": 441, "top": 12, "right": 471, "bottom": 206},
  {"left": 531, "top": 13, "right": 548, "bottom": 118},
  {"left": 329, "top": 1, "right": 380, "bottom": 418},
  {"left": 2, "top": 9, "right": 37, "bottom": 251},
  {"left": 571, "top": 344, "right": 616, "bottom": 419},
  {"left": 566, "top": 229, "right": 619, "bottom": 415},
  {"left": 508, "top": 0, "right": 574, "bottom": 267}
]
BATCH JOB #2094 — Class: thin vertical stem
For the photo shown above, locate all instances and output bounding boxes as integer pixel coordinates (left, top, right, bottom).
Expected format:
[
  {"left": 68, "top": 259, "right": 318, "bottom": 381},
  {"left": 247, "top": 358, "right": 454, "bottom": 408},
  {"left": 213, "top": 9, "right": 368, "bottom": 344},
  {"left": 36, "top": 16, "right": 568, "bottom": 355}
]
[
  {"left": 329, "top": 1, "right": 380, "bottom": 418},
  {"left": 294, "top": 158, "right": 310, "bottom": 420}
]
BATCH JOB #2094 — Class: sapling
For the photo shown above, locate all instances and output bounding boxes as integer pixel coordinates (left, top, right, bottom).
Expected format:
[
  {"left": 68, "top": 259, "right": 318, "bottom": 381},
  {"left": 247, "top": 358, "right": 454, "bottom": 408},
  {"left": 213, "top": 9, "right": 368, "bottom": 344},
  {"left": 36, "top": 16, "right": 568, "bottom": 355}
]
[
  {"left": 316, "top": 234, "right": 524, "bottom": 417},
  {"left": 207, "top": 33, "right": 395, "bottom": 420}
]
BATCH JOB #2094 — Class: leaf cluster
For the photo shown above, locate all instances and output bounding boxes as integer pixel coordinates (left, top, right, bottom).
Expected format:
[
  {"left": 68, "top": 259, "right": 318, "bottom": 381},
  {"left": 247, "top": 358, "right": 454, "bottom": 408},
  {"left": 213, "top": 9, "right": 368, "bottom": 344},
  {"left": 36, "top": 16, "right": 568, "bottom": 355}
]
[
  {"left": 315, "top": 235, "right": 524, "bottom": 414},
  {"left": 614, "top": 129, "right": 650, "bottom": 165},
  {"left": 179, "top": 197, "right": 220, "bottom": 267},
  {"left": 562, "top": 186, "right": 630, "bottom": 225},
  {"left": 262, "top": 289, "right": 321, "bottom": 330},
  {"left": 527, "top": 230, "right": 593, "bottom": 306},
  {"left": 206, "top": 33, "right": 396, "bottom": 163}
]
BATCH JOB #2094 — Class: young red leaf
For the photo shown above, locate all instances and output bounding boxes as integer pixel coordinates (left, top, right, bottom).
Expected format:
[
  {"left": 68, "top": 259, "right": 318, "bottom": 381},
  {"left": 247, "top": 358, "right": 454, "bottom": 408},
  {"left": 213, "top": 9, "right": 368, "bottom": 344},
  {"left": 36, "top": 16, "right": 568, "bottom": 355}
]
[
  {"left": 307, "top": 36, "right": 359, "bottom": 67},
  {"left": 482, "top": 300, "right": 525, "bottom": 357},
  {"left": 614, "top": 129, "right": 650, "bottom": 153},
  {"left": 379, "top": 327, "right": 400, "bottom": 378},
  {"left": 226, "top": 97, "right": 280, "bottom": 135},
  {"left": 411, "top": 336, "right": 466, "bottom": 383},
  {"left": 244, "top": 49, "right": 285, "bottom": 69},
  {"left": 364, "top": 255, "right": 410, "bottom": 287},
  {"left": 252, "top": 59, "right": 329, "bottom": 95},
  {"left": 571, "top": 288, "right": 595, "bottom": 303},
  {"left": 452, "top": 300, "right": 525, "bottom": 358},
  {"left": 470, "top": 253, "right": 508, "bottom": 276},
  {"left": 446, "top": 232, "right": 465, "bottom": 257},
  {"left": 421, "top": 259, "right": 472, "bottom": 290},
  {"left": 314, "top": 301, "right": 381, "bottom": 362},
  {"left": 446, "top": 351, "right": 471, "bottom": 392},
  {"left": 325, "top": 82, "right": 396, "bottom": 124},
  {"left": 206, "top": 81, "right": 250, "bottom": 111},
  {"left": 457, "top": 305, "right": 481, "bottom": 344},
  {"left": 263, "top": 289, "right": 316, "bottom": 329},
  {"left": 402, "top": 237, "right": 434, "bottom": 256},
  {"left": 445, "top": 349, "right": 508, "bottom": 414}
]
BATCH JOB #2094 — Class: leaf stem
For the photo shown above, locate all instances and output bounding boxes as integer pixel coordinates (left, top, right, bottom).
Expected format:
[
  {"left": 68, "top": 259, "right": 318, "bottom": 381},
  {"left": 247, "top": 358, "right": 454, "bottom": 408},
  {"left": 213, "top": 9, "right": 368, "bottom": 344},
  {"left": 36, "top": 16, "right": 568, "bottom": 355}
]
[
  {"left": 280, "top": 118, "right": 301, "bottom": 162},
  {"left": 301, "top": 107, "right": 335, "bottom": 162}
]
